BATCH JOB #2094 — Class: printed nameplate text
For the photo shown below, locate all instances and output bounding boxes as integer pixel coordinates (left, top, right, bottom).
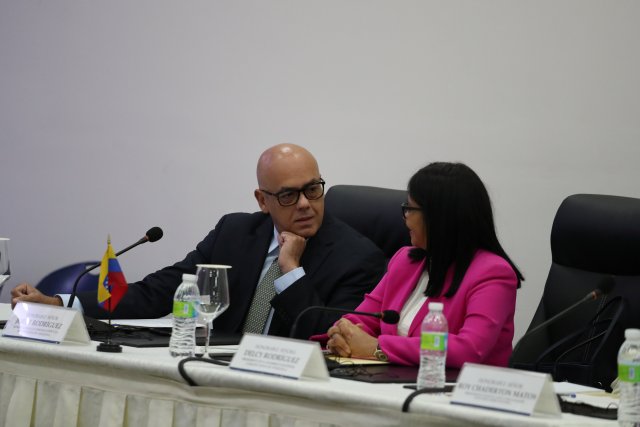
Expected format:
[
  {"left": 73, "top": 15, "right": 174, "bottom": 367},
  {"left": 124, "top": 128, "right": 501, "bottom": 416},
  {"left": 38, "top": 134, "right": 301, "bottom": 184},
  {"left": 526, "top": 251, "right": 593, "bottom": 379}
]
[
  {"left": 450, "top": 363, "right": 560, "bottom": 417},
  {"left": 2, "top": 301, "right": 90, "bottom": 344},
  {"left": 230, "top": 333, "right": 329, "bottom": 380}
]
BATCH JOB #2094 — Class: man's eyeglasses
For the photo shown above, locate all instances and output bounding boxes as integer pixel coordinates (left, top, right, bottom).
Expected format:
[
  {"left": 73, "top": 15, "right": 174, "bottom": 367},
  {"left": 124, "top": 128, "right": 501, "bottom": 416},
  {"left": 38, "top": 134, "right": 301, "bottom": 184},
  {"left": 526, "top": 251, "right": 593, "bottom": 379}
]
[
  {"left": 261, "top": 179, "right": 326, "bottom": 207},
  {"left": 401, "top": 202, "right": 423, "bottom": 219}
]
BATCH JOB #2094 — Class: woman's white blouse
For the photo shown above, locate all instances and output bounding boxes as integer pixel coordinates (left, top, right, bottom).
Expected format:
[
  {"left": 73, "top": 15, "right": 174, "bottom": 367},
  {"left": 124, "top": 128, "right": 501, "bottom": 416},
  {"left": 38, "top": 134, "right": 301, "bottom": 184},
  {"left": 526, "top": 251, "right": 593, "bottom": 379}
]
[{"left": 397, "top": 270, "right": 429, "bottom": 336}]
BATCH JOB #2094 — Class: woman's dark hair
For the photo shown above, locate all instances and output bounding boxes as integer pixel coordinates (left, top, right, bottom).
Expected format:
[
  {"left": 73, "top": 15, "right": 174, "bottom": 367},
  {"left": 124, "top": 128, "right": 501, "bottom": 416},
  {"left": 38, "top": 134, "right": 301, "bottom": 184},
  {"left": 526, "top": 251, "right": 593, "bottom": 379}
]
[{"left": 408, "top": 162, "right": 524, "bottom": 297}]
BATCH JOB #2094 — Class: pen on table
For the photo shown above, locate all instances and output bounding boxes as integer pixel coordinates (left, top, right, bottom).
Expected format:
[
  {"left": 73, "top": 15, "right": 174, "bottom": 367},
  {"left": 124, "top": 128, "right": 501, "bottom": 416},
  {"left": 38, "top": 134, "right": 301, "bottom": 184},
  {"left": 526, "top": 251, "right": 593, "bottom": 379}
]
[{"left": 559, "top": 393, "right": 577, "bottom": 398}]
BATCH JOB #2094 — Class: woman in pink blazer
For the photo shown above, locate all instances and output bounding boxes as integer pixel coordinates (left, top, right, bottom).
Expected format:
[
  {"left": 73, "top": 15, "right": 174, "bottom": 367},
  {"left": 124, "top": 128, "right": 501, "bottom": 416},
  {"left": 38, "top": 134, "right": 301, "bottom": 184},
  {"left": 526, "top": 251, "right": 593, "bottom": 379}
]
[{"left": 326, "top": 162, "right": 523, "bottom": 368}]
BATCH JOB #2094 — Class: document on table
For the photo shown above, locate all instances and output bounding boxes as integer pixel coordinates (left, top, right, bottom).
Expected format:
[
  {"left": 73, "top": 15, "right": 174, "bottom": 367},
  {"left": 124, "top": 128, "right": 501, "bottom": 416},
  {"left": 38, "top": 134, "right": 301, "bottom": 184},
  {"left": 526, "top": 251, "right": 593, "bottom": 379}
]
[
  {"left": 324, "top": 354, "right": 389, "bottom": 366},
  {"left": 111, "top": 318, "right": 174, "bottom": 328},
  {"left": 554, "top": 382, "right": 618, "bottom": 409}
]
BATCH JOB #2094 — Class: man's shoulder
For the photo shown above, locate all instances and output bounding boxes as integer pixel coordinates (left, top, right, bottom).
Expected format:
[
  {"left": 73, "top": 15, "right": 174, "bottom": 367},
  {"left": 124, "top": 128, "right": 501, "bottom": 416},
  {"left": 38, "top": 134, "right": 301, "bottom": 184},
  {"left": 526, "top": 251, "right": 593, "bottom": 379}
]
[
  {"left": 217, "top": 211, "right": 271, "bottom": 229},
  {"left": 203, "top": 212, "right": 272, "bottom": 245}
]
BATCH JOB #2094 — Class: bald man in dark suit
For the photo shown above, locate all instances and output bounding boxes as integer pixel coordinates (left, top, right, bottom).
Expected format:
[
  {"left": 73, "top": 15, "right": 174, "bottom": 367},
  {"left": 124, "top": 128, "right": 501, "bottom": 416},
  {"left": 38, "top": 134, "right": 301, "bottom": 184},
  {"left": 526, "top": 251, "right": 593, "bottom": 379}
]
[{"left": 13, "top": 144, "right": 386, "bottom": 339}]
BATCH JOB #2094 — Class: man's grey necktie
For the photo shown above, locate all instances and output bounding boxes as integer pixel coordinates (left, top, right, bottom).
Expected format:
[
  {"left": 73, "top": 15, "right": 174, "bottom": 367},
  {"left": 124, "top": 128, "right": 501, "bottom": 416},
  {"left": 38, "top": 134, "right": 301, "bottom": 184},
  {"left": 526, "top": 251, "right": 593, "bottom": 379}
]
[{"left": 242, "top": 257, "right": 283, "bottom": 334}]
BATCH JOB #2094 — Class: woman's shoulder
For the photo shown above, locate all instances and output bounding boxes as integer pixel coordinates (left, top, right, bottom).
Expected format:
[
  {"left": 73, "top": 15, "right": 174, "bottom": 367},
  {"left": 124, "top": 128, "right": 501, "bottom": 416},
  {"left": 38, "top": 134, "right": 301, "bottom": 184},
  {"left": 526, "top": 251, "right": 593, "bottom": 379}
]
[
  {"left": 472, "top": 248, "right": 509, "bottom": 263},
  {"left": 389, "top": 246, "right": 416, "bottom": 263},
  {"left": 384, "top": 246, "right": 424, "bottom": 270},
  {"left": 467, "top": 249, "right": 518, "bottom": 282}
]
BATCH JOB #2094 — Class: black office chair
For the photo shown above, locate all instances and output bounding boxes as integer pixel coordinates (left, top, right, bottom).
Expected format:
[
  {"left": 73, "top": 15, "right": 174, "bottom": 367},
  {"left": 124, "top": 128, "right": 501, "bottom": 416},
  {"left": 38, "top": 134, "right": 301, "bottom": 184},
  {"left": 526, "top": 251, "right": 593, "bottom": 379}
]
[
  {"left": 324, "top": 184, "right": 411, "bottom": 259},
  {"left": 36, "top": 261, "right": 99, "bottom": 295},
  {"left": 510, "top": 194, "right": 640, "bottom": 390}
]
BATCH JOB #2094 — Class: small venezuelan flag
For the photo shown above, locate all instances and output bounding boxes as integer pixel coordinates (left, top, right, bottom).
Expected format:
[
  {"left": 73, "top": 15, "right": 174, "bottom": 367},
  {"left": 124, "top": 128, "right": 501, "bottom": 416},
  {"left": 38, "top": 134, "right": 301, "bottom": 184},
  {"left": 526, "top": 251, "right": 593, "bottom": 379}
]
[{"left": 97, "top": 235, "right": 128, "bottom": 312}]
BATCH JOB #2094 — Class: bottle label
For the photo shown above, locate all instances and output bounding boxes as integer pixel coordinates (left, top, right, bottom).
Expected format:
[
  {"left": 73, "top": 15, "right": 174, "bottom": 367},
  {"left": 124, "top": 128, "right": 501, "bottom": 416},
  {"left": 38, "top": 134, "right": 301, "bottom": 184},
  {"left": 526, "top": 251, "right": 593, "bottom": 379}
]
[
  {"left": 619, "top": 363, "right": 640, "bottom": 383},
  {"left": 421, "top": 332, "right": 448, "bottom": 351},
  {"left": 173, "top": 301, "right": 197, "bottom": 319}
]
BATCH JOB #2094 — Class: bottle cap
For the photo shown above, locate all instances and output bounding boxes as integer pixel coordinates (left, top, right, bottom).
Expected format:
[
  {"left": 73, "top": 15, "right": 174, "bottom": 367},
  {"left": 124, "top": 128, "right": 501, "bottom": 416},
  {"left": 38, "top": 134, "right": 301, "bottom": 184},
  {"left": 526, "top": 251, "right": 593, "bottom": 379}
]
[
  {"left": 182, "top": 273, "right": 197, "bottom": 282},
  {"left": 428, "top": 302, "right": 444, "bottom": 311},
  {"left": 625, "top": 329, "right": 640, "bottom": 340}
]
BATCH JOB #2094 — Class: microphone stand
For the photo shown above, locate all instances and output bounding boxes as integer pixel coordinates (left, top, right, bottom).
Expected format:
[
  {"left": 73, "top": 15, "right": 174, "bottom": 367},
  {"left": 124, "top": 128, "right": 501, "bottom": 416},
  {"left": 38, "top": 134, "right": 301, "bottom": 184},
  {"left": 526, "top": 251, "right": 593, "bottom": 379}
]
[
  {"left": 63, "top": 227, "right": 163, "bottom": 352},
  {"left": 512, "top": 288, "right": 609, "bottom": 360},
  {"left": 67, "top": 237, "right": 148, "bottom": 308},
  {"left": 289, "top": 306, "right": 397, "bottom": 339},
  {"left": 91, "top": 239, "right": 149, "bottom": 353}
]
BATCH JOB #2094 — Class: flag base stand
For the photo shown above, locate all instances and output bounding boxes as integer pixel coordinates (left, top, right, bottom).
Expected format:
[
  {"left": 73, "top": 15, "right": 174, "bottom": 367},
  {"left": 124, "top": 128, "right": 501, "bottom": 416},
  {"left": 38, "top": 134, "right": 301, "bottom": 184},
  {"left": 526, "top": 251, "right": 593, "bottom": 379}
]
[
  {"left": 97, "top": 341, "right": 122, "bottom": 353},
  {"left": 96, "top": 313, "right": 121, "bottom": 353}
]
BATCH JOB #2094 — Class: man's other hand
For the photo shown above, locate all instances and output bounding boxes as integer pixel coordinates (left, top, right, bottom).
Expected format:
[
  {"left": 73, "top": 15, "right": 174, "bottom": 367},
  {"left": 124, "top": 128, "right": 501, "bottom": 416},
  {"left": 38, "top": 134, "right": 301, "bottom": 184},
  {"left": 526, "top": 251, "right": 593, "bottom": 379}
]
[{"left": 11, "top": 283, "right": 63, "bottom": 308}]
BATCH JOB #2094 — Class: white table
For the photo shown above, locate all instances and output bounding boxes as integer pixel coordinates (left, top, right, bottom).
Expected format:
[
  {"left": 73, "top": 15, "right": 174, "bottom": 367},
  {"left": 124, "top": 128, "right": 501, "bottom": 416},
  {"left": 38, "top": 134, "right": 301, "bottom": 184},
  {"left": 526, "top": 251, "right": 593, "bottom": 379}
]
[{"left": 0, "top": 311, "right": 617, "bottom": 427}]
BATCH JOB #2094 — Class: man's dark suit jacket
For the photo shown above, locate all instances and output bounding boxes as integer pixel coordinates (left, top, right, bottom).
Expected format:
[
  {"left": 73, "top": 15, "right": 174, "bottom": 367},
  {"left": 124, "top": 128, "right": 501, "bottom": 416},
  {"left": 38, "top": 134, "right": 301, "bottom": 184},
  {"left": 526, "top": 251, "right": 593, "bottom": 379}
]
[{"left": 79, "top": 212, "right": 386, "bottom": 338}]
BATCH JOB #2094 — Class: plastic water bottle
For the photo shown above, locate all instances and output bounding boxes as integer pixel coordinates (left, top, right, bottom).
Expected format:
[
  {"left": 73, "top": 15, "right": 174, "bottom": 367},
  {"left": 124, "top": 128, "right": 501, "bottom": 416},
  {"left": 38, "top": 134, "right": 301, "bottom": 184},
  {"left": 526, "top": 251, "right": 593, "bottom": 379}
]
[
  {"left": 417, "top": 302, "right": 448, "bottom": 389},
  {"left": 169, "top": 273, "right": 199, "bottom": 357},
  {"left": 618, "top": 328, "right": 640, "bottom": 426}
]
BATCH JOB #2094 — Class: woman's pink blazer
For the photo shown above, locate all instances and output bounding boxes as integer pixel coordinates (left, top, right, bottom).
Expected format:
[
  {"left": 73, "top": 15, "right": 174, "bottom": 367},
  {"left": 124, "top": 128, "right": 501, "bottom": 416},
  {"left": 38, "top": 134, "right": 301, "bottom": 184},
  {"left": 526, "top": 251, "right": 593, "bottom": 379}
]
[{"left": 344, "top": 246, "right": 518, "bottom": 367}]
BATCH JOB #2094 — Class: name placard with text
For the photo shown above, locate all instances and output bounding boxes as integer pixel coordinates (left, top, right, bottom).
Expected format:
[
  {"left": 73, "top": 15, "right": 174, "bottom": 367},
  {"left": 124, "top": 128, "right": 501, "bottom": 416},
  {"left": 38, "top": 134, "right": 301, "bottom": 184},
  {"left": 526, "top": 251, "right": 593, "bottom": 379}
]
[
  {"left": 450, "top": 363, "right": 561, "bottom": 417},
  {"left": 2, "top": 301, "right": 90, "bottom": 344},
  {"left": 230, "top": 333, "right": 329, "bottom": 380}
]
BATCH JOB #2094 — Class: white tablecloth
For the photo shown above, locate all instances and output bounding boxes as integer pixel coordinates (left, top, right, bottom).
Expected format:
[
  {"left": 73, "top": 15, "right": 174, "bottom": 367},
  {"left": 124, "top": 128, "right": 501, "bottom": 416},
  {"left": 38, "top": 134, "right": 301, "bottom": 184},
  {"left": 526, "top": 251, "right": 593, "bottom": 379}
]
[{"left": 0, "top": 334, "right": 617, "bottom": 427}]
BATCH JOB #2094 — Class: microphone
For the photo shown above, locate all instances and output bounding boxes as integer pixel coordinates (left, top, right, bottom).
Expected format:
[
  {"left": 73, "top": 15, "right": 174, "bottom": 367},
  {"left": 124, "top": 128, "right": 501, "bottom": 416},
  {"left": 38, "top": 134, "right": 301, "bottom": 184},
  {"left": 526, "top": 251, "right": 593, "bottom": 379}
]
[
  {"left": 512, "top": 276, "right": 615, "bottom": 357},
  {"left": 289, "top": 305, "right": 400, "bottom": 339},
  {"left": 66, "top": 227, "right": 164, "bottom": 308}
]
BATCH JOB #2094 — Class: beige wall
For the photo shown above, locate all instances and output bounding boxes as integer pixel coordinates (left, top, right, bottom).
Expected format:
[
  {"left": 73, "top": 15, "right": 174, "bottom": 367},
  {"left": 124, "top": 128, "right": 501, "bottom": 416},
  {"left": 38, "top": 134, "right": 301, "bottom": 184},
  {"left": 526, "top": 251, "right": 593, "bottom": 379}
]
[{"left": 2, "top": 1, "right": 639, "bottom": 341}]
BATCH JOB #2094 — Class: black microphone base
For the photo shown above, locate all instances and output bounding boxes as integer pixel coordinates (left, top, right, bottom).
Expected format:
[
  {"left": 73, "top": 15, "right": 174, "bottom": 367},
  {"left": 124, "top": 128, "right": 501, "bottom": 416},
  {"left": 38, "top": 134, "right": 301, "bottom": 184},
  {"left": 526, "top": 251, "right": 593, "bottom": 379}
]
[{"left": 97, "top": 341, "right": 123, "bottom": 353}]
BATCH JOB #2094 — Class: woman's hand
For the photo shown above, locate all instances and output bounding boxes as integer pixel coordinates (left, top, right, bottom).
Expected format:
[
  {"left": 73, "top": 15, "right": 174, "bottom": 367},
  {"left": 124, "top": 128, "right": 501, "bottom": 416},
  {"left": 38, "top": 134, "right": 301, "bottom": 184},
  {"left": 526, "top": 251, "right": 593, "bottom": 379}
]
[
  {"left": 326, "top": 318, "right": 378, "bottom": 359},
  {"left": 327, "top": 321, "right": 351, "bottom": 357}
]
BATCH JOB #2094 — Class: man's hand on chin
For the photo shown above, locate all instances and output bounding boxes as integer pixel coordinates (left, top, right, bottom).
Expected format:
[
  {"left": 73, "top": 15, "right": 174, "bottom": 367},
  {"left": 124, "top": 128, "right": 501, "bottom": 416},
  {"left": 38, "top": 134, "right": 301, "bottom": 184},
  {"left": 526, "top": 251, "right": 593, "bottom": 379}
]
[
  {"left": 277, "top": 231, "right": 307, "bottom": 273},
  {"left": 10, "top": 283, "right": 63, "bottom": 308}
]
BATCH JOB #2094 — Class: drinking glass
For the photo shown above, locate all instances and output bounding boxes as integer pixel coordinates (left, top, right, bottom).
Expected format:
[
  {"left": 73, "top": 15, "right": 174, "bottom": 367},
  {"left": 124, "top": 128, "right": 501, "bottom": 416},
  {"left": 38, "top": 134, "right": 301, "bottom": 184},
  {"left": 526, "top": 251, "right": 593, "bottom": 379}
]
[
  {"left": 0, "top": 238, "right": 10, "bottom": 288},
  {"left": 194, "top": 264, "right": 231, "bottom": 357}
]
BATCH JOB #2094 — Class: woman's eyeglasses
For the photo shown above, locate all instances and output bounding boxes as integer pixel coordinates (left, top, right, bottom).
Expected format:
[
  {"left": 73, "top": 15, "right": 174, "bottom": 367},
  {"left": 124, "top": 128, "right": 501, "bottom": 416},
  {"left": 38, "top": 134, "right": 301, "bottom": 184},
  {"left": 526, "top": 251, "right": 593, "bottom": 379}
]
[{"left": 401, "top": 202, "right": 423, "bottom": 219}]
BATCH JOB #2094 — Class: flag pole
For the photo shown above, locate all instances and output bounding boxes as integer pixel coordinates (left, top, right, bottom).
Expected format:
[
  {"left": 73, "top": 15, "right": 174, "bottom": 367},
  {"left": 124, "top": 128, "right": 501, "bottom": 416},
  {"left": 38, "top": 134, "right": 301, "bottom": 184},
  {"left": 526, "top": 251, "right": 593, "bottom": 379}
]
[
  {"left": 97, "top": 287, "right": 122, "bottom": 352},
  {"left": 97, "top": 234, "right": 122, "bottom": 353}
]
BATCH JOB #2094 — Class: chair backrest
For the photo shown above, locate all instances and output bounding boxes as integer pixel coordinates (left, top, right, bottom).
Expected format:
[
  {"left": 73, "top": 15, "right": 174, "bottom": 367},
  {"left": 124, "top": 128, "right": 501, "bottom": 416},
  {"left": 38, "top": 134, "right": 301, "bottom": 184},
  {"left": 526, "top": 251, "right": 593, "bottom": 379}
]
[
  {"left": 324, "top": 184, "right": 411, "bottom": 259},
  {"left": 36, "top": 261, "right": 100, "bottom": 295},
  {"left": 511, "top": 194, "right": 640, "bottom": 390}
]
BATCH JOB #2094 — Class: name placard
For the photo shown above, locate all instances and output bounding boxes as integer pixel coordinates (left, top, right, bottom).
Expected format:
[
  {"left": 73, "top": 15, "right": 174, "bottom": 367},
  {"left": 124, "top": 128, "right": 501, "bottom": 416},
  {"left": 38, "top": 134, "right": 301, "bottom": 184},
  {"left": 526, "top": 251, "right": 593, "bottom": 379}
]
[
  {"left": 2, "top": 301, "right": 90, "bottom": 344},
  {"left": 450, "top": 363, "right": 560, "bottom": 417},
  {"left": 229, "top": 333, "right": 329, "bottom": 380}
]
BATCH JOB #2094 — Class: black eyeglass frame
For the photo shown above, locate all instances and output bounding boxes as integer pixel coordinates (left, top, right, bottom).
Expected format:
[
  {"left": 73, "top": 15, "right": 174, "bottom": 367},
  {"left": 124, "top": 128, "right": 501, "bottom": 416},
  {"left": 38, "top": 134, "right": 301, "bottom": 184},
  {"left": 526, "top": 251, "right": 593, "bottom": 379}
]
[
  {"left": 260, "top": 179, "right": 326, "bottom": 207},
  {"left": 401, "top": 202, "right": 423, "bottom": 219}
]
